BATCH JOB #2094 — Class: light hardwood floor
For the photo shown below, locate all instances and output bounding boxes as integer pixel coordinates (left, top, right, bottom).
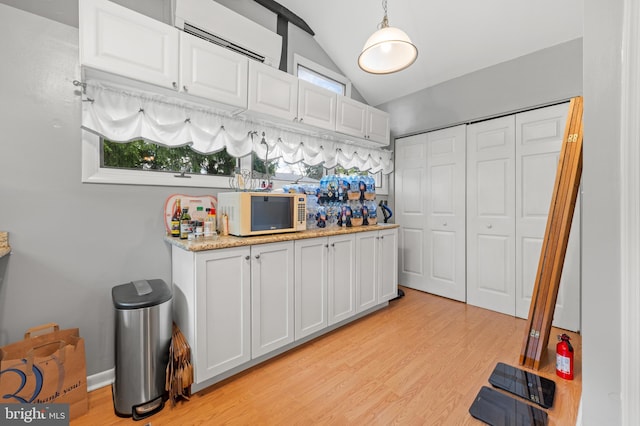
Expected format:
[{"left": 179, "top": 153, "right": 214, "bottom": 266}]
[{"left": 72, "top": 287, "right": 581, "bottom": 425}]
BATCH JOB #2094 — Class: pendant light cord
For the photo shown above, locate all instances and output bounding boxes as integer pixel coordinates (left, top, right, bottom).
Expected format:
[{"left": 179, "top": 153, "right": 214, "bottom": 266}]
[{"left": 380, "top": 0, "right": 389, "bottom": 29}]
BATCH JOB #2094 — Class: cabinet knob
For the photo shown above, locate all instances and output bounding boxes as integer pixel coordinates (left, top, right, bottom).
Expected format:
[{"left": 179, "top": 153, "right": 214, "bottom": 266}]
[
  {"left": 443, "top": 222, "right": 448, "bottom": 227},
  {"left": 255, "top": 254, "right": 261, "bottom": 259},
  {"left": 299, "top": 118, "right": 303, "bottom": 123},
  {"left": 183, "top": 85, "right": 188, "bottom": 92},
  {"left": 172, "top": 82, "right": 178, "bottom": 89},
  {"left": 331, "top": 243, "right": 335, "bottom": 247},
  {"left": 380, "top": 236, "right": 384, "bottom": 240},
  {"left": 325, "top": 244, "right": 329, "bottom": 248},
  {"left": 487, "top": 224, "right": 493, "bottom": 229},
  {"left": 244, "top": 255, "right": 250, "bottom": 260}
]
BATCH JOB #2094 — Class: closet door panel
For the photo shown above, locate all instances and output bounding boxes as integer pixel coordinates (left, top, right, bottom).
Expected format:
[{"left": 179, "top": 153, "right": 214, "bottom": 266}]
[
  {"left": 515, "top": 102, "right": 581, "bottom": 331},
  {"left": 467, "top": 116, "right": 516, "bottom": 315},
  {"left": 395, "top": 134, "right": 429, "bottom": 290},
  {"left": 425, "top": 125, "right": 466, "bottom": 301}
]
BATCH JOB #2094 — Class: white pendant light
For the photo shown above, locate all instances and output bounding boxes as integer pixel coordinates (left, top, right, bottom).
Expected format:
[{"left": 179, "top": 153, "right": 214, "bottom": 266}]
[{"left": 358, "top": 0, "right": 418, "bottom": 74}]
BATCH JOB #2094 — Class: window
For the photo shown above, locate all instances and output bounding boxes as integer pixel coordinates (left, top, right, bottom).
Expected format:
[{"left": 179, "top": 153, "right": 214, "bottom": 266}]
[
  {"left": 293, "top": 54, "right": 351, "bottom": 97},
  {"left": 102, "top": 139, "right": 237, "bottom": 176},
  {"left": 297, "top": 65, "right": 345, "bottom": 96},
  {"left": 82, "top": 131, "right": 249, "bottom": 188}
]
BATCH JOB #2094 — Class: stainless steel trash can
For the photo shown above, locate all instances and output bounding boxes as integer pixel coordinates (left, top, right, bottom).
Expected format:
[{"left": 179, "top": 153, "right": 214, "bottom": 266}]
[{"left": 112, "top": 279, "right": 172, "bottom": 420}]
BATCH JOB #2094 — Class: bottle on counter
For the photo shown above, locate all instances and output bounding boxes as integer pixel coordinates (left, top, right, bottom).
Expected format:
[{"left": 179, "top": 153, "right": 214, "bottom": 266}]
[
  {"left": 204, "top": 207, "right": 217, "bottom": 238},
  {"left": 170, "top": 199, "right": 181, "bottom": 237},
  {"left": 180, "top": 207, "right": 191, "bottom": 240}
]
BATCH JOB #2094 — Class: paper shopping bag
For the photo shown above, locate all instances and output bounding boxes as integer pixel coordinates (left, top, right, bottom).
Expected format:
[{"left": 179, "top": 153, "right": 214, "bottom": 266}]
[{"left": 0, "top": 323, "right": 88, "bottom": 419}]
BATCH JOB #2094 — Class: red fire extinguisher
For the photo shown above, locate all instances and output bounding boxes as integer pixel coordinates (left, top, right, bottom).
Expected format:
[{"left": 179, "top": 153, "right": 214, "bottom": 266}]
[{"left": 556, "top": 333, "right": 574, "bottom": 380}]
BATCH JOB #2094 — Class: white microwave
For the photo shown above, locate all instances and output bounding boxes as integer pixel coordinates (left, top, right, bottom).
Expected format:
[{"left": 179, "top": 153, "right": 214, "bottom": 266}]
[{"left": 217, "top": 192, "right": 307, "bottom": 236}]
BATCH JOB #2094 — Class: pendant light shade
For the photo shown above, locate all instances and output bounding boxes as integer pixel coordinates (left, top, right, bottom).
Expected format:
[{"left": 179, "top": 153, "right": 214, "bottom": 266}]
[{"left": 358, "top": 1, "right": 418, "bottom": 74}]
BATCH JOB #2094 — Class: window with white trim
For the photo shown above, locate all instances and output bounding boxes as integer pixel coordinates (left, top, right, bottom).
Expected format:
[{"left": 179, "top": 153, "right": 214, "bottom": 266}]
[{"left": 293, "top": 54, "right": 351, "bottom": 97}]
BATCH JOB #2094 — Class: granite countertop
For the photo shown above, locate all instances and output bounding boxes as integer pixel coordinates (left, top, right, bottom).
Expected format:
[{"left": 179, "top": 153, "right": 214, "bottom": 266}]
[
  {"left": 0, "top": 232, "right": 9, "bottom": 258},
  {"left": 164, "top": 223, "right": 399, "bottom": 252}
]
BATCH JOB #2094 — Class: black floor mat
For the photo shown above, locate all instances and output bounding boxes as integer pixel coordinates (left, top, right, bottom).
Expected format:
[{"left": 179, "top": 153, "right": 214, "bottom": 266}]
[
  {"left": 469, "top": 386, "right": 548, "bottom": 426},
  {"left": 488, "top": 362, "right": 556, "bottom": 409}
]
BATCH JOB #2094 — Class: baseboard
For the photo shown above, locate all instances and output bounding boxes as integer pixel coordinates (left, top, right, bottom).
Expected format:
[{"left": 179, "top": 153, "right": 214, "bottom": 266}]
[{"left": 87, "top": 368, "right": 114, "bottom": 392}]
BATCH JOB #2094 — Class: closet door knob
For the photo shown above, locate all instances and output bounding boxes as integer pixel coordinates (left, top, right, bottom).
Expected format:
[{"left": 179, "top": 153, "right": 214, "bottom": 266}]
[
  {"left": 487, "top": 224, "right": 493, "bottom": 229},
  {"left": 443, "top": 222, "right": 448, "bottom": 227}
]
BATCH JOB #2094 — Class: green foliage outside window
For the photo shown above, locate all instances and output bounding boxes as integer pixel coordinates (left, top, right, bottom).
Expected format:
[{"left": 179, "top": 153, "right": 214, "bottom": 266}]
[{"left": 102, "top": 139, "right": 237, "bottom": 175}]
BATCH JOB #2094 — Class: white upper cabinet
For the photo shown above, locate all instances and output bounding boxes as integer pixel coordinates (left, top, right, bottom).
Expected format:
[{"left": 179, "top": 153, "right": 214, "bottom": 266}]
[
  {"left": 179, "top": 32, "right": 248, "bottom": 110},
  {"left": 297, "top": 80, "right": 337, "bottom": 131},
  {"left": 79, "top": 0, "right": 179, "bottom": 89},
  {"left": 367, "top": 107, "right": 391, "bottom": 145},
  {"left": 248, "top": 61, "right": 298, "bottom": 121},
  {"left": 336, "top": 96, "right": 390, "bottom": 145}
]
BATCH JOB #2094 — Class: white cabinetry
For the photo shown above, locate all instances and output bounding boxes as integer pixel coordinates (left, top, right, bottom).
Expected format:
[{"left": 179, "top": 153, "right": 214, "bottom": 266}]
[
  {"left": 251, "top": 241, "right": 295, "bottom": 358},
  {"left": 294, "top": 238, "right": 328, "bottom": 339},
  {"left": 356, "top": 228, "right": 398, "bottom": 310},
  {"left": 355, "top": 231, "right": 378, "bottom": 312},
  {"left": 327, "top": 234, "right": 357, "bottom": 325},
  {"left": 297, "top": 80, "right": 337, "bottom": 131},
  {"left": 336, "top": 96, "right": 390, "bottom": 145},
  {"left": 172, "top": 246, "right": 251, "bottom": 384},
  {"left": 179, "top": 32, "right": 248, "bottom": 110},
  {"left": 248, "top": 61, "right": 298, "bottom": 121},
  {"left": 79, "top": 0, "right": 179, "bottom": 89},
  {"left": 377, "top": 228, "right": 399, "bottom": 303}
]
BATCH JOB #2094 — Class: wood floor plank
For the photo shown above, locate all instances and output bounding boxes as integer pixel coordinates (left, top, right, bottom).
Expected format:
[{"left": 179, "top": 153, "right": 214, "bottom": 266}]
[{"left": 71, "top": 288, "right": 581, "bottom": 425}]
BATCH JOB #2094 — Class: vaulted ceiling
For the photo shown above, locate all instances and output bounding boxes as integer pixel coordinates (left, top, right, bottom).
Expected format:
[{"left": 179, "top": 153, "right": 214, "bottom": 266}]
[
  {"left": 0, "top": 0, "right": 583, "bottom": 107},
  {"left": 276, "top": 0, "right": 583, "bottom": 106}
]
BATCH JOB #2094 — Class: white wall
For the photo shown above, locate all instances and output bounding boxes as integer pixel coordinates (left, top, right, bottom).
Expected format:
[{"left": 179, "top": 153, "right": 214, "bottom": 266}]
[{"left": 582, "top": 0, "right": 623, "bottom": 423}]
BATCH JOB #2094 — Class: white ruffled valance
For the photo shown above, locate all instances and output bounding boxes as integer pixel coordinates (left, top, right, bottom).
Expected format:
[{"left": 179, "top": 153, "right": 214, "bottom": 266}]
[{"left": 81, "top": 82, "right": 394, "bottom": 174}]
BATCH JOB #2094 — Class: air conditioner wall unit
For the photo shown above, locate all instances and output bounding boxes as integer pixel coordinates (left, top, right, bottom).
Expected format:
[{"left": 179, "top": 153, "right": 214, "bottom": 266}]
[{"left": 174, "top": 0, "right": 282, "bottom": 68}]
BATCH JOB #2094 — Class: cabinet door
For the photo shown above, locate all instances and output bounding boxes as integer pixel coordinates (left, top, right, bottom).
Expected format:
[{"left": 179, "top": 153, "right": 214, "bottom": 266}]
[
  {"left": 194, "top": 246, "right": 251, "bottom": 382},
  {"left": 328, "top": 234, "right": 356, "bottom": 325},
  {"left": 79, "top": 0, "right": 179, "bottom": 89},
  {"left": 378, "top": 228, "right": 399, "bottom": 303},
  {"left": 367, "top": 107, "right": 390, "bottom": 145},
  {"left": 248, "top": 61, "right": 298, "bottom": 121},
  {"left": 179, "top": 32, "right": 248, "bottom": 109},
  {"left": 335, "top": 96, "right": 367, "bottom": 139},
  {"left": 297, "top": 80, "right": 336, "bottom": 130},
  {"left": 466, "top": 116, "right": 516, "bottom": 316},
  {"left": 251, "top": 241, "right": 295, "bottom": 358},
  {"left": 295, "top": 238, "right": 328, "bottom": 339},
  {"left": 355, "top": 231, "right": 378, "bottom": 312}
]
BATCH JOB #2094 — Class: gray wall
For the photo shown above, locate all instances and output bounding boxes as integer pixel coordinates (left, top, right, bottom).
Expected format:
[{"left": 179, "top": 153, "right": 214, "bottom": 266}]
[
  {"left": 0, "top": 4, "right": 195, "bottom": 374},
  {"left": 0, "top": 1, "right": 366, "bottom": 378},
  {"left": 582, "top": 0, "right": 623, "bottom": 423},
  {"left": 378, "top": 38, "right": 583, "bottom": 137}
]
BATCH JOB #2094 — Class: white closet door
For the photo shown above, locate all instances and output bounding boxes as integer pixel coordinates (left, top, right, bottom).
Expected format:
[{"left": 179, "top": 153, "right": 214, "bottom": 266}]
[
  {"left": 395, "top": 126, "right": 466, "bottom": 301},
  {"left": 467, "top": 116, "right": 516, "bottom": 315},
  {"left": 395, "top": 134, "right": 429, "bottom": 290},
  {"left": 424, "top": 125, "right": 466, "bottom": 301},
  {"left": 515, "top": 103, "right": 581, "bottom": 331}
]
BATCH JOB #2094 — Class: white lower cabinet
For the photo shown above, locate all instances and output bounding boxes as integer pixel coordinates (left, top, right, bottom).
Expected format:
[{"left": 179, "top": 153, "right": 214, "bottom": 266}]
[
  {"left": 327, "top": 234, "right": 357, "bottom": 325},
  {"left": 171, "top": 227, "right": 397, "bottom": 387},
  {"left": 294, "top": 237, "right": 328, "bottom": 339},
  {"left": 251, "top": 241, "right": 295, "bottom": 358},
  {"left": 377, "top": 228, "right": 399, "bottom": 303},
  {"left": 172, "top": 245, "right": 251, "bottom": 384},
  {"left": 356, "top": 228, "right": 399, "bottom": 311}
]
